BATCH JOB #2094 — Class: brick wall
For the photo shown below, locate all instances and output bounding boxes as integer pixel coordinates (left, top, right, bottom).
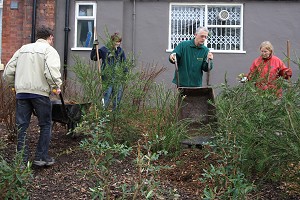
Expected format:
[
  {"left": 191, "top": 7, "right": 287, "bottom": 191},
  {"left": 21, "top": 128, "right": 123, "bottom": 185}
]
[{"left": 2, "top": 0, "right": 56, "bottom": 64}]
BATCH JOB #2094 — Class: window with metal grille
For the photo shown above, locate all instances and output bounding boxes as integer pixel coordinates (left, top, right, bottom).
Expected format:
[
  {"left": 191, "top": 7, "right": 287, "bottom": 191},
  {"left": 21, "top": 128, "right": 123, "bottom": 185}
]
[{"left": 168, "top": 3, "right": 244, "bottom": 53}]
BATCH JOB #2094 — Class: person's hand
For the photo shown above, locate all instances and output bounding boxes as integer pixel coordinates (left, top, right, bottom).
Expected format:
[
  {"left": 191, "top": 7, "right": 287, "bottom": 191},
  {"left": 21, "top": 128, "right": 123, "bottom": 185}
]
[
  {"left": 52, "top": 88, "right": 61, "bottom": 95},
  {"left": 170, "top": 53, "right": 176, "bottom": 63},
  {"left": 284, "top": 69, "right": 292, "bottom": 77},
  {"left": 93, "top": 39, "right": 99, "bottom": 49},
  {"left": 207, "top": 52, "right": 213, "bottom": 60},
  {"left": 238, "top": 73, "right": 245, "bottom": 79},
  {"left": 238, "top": 73, "right": 248, "bottom": 83}
]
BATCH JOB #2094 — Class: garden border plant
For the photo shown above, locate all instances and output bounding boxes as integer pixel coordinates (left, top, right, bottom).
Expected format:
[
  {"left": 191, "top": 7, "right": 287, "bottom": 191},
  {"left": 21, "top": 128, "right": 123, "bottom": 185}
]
[{"left": 201, "top": 67, "right": 300, "bottom": 198}]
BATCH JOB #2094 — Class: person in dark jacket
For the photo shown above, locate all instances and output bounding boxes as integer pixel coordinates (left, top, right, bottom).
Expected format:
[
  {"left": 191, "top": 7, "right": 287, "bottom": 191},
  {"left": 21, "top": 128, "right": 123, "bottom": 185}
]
[
  {"left": 169, "top": 27, "right": 214, "bottom": 87},
  {"left": 90, "top": 32, "right": 127, "bottom": 110}
]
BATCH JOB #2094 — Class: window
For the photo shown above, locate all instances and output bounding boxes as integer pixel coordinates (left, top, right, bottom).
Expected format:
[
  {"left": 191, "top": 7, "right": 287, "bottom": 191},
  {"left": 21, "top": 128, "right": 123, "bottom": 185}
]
[
  {"left": 74, "top": 2, "right": 96, "bottom": 49},
  {"left": 168, "top": 3, "right": 244, "bottom": 53}
]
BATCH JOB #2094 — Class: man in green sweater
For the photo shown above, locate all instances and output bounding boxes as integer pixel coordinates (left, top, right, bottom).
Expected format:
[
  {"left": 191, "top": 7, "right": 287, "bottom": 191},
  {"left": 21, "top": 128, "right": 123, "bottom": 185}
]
[{"left": 169, "top": 27, "right": 214, "bottom": 87}]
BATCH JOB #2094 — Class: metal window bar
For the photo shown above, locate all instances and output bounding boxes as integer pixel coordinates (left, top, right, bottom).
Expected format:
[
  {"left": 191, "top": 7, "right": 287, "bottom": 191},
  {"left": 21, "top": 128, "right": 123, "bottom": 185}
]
[
  {"left": 170, "top": 4, "right": 242, "bottom": 51},
  {"left": 171, "top": 5, "right": 205, "bottom": 49}
]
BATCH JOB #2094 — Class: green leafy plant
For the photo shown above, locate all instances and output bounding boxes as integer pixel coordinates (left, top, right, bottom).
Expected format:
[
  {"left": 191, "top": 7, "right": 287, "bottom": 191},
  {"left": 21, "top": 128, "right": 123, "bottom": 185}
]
[
  {"left": 201, "top": 164, "right": 254, "bottom": 199},
  {"left": 80, "top": 117, "right": 132, "bottom": 199},
  {"left": 130, "top": 139, "right": 170, "bottom": 199},
  {"left": 115, "top": 137, "right": 178, "bottom": 200},
  {"left": 0, "top": 152, "right": 32, "bottom": 200}
]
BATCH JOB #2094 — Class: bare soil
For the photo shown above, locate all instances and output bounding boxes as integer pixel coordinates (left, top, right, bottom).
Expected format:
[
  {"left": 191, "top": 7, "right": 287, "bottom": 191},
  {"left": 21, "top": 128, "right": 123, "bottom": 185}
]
[{"left": 0, "top": 117, "right": 299, "bottom": 200}]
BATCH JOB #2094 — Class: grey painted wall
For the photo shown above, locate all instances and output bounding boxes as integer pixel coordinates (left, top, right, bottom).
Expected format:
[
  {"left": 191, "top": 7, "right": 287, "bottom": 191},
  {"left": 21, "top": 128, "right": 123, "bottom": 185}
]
[{"left": 55, "top": 1, "right": 300, "bottom": 93}]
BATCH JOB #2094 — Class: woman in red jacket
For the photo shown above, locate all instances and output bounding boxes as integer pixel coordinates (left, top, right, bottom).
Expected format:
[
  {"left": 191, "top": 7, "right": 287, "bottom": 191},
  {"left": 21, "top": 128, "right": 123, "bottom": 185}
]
[{"left": 247, "top": 41, "right": 292, "bottom": 96}]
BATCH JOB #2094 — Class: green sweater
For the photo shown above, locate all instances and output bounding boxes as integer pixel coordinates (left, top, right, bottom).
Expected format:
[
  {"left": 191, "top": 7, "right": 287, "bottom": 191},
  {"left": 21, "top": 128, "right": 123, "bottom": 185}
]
[{"left": 170, "top": 39, "right": 213, "bottom": 87}]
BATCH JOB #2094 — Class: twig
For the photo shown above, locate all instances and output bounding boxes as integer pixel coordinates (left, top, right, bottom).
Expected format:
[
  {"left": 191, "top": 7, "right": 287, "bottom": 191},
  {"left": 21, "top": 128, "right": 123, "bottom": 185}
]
[{"left": 287, "top": 40, "right": 290, "bottom": 68}]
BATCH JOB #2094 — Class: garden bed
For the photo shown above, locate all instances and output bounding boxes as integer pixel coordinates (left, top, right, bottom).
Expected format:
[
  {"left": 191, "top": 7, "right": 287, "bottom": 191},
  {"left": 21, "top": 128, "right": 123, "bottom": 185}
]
[{"left": 0, "top": 117, "right": 299, "bottom": 199}]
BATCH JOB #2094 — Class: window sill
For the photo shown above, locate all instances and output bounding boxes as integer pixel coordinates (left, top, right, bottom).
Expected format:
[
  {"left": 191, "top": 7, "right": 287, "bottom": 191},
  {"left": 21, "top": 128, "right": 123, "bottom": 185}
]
[{"left": 165, "top": 49, "right": 246, "bottom": 54}]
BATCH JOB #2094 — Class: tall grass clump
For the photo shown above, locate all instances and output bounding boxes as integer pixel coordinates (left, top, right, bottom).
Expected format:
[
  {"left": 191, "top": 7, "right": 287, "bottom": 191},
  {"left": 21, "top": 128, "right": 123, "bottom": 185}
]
[
  {"left": 73, "top": 56, "right": 188, "bottom": 153},
  {"left": 220, "top": 78, "right": 299, "bottom": 179},
  {"left": 141, "top": 84, "right": 189, "bottom": 153},
  {"left": 71, "top": 29, "right": 136, "bottom": 141},
  {"left": 71, "top": 30, "right": 185, "bottom": 198},
  {"left": 72, "top": 29, "right": 187, "bottom": 153},
  {"left": 71, "top": 51, "right": 138, "bottom": 143},
  {"left": 71, "top": 56, "right": 107, "bottom": 107},
  {"left": 110, "top": 63, "right": 168, "bottom": 145},
  {"left": 72, "top": 27, "right": 135, "bottom": 108},
  {"left": 201, "top": 72, "right": 300, "bottom": 198}
]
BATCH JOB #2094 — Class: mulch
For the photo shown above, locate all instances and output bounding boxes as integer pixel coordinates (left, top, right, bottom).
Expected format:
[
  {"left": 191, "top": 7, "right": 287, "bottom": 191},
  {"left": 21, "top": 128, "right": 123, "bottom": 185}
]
[{"left": 0, "top": 117, "right": 299, "bottom": 199}]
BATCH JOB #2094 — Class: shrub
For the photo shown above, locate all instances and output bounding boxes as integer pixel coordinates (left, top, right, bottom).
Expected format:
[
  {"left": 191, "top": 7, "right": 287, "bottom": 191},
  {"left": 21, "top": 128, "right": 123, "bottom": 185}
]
[
  {"left": 201, "top": 74, "right": 300, "bottom": 198},
  {"left": 0, "top": 152, "right": 32, "bottom": 200}
]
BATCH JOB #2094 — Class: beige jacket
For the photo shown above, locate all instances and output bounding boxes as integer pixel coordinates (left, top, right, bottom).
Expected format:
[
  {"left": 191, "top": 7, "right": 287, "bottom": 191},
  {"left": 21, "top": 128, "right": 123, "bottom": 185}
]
[{"left": 3, "top": 39, "right": 62, "bottom": 97}]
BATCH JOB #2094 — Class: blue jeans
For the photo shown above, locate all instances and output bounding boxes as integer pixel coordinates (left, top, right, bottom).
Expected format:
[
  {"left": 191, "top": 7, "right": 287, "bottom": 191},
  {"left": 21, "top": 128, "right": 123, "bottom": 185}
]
[
  {"left": 103, "top": 85, "right": 123, "bottom": 110},
  {"left": 16, "top": 96, "right": 52, "bottom": 163}
]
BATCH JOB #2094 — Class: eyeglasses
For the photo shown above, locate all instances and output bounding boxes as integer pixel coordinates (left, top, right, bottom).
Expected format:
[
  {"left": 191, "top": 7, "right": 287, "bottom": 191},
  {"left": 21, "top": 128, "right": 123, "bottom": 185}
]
[{"left": 199, "top": 35, "right": 208, "bottom": 39}]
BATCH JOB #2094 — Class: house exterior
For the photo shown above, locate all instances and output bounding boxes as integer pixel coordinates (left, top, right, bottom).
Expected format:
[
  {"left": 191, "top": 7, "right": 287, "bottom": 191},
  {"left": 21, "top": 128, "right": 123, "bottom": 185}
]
[
  {"left": 1, "top": 0, "right": 300, "bottom": 91},
  {"left": 1, "top": 0, "right": 56, "bottom": 69}
]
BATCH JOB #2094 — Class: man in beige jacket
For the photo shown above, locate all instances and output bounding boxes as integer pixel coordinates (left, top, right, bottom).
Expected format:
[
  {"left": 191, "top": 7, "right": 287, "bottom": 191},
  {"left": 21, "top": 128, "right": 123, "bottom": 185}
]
[{"left": 3, "top": 26, "right": 62, "bottom": 167}]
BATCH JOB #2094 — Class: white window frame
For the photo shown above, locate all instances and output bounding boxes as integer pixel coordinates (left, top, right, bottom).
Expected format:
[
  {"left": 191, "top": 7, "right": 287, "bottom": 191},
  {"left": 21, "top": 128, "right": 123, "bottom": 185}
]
[
  {"left": 72, "top": 1, "right": 97, "bottom": 51},
  {"left": 167, "top": 3, "right": 245, "bottom": 53}
]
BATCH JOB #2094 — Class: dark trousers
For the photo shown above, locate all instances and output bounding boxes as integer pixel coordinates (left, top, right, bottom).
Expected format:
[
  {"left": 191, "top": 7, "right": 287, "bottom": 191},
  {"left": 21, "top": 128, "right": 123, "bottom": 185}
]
[
  {"left": 103, "top": 85, "right": 123, "bottom": 110},
  {"left": 16, "top": 96, "right": 52, "bottom": 162}
]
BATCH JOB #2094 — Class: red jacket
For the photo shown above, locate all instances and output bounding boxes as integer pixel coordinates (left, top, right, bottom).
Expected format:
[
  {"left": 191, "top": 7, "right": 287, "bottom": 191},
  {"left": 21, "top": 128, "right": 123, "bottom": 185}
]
[{"left": 247, "top": 55, "right": 292, "bottom": 95}]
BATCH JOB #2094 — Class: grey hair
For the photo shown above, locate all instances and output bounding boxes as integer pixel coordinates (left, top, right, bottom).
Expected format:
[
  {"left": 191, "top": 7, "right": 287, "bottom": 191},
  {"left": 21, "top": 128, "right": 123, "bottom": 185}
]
[
  {"left": 195, "top": 27, "right": 209, "bottom": 34},
  {"left": 259, "top": 41, "right": 274, "bottom": 55}
]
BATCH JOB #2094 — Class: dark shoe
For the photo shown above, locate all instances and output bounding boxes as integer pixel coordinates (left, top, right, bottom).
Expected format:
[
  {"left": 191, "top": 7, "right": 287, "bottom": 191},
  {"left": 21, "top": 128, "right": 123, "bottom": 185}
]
[{"left": 34, "top": 157, "right": 55, "bottom": 166}]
